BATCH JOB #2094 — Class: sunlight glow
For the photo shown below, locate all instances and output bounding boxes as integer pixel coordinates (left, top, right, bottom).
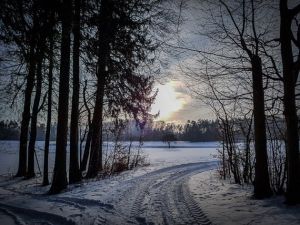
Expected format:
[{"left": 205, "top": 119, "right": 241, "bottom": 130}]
[{"left": 151, "top": 81, "right": 188, "bottom": 121}]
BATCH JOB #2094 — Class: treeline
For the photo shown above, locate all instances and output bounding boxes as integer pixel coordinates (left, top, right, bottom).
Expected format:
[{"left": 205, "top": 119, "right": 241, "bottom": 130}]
[
  {"left": 0, "top": 120, "right": 56, "bottom": 141},
  {"left": 0, "top": 119, "right": 219, "bottom": 142},
  {"left": 142, "top": 119, "right": 218, "bottom": 142},
  {"left": 0, "top": 120, "right": 20, "bottom": 140}
]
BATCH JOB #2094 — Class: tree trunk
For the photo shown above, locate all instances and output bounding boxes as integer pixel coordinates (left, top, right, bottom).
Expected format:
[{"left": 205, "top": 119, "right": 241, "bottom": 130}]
[
  {"left": 27, "top": 56, "right": 43, "bottom": 179},
  {"left": 43, "top": 27, "right": 54, "bottom": 186},
  {"left": 86, "top": 82, "right": 104, "bottom": 178},
  {"left": 69, "top": 0, "right": 81, "bottom": 184},
  {"left": 43, "top": 67, "right": 52, "bottom": 186},
  {"left": 80, "top": 81, "right": 92, "bottom": 172},
  {"left": 86, "top": 0, "right": 110, "bottom": 178},
  {"left": 81, "top": 127, "right": 92, "bottom": 172},
  {"left": 280, "top": 0, "right": 300, "bottom": 205},
  {"left": 48, "top": 0, "right": 72, "bottom": 195},
  {"left": 16, "top": 45, "right": 36, "bottom": 177},
  {"left": 251, "top": 55, "right": 272, "bottom": 199}
]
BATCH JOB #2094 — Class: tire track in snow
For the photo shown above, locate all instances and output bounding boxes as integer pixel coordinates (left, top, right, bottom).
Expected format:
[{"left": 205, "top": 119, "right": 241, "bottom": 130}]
[
  {"left": 0, "top": 161, "right": 217, "bottom": 224},
  {"left": 0, "top": 202, "right": 76, "bottom": 225},
  {"left": 103, "top": 161, "right": 217, "bottom": 224}
]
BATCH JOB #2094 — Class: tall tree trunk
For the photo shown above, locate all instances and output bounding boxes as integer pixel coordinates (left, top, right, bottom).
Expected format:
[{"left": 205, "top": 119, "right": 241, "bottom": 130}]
[
  {"left": 81, "top": 128, "right": 92, "bottom": 172},
  {"left": 80, "top": 80, "right": 92, "bottom": 172},
  {"left": 279, "top": 0, "right": 300, "bottom": 205},
  {"left": 13, "top": 0, "right": 40, "bottom": 178},
  {"left": 27, "top": 55, "right": 43, "bottom": 179},
  {"left": 86, "top": 83, "right": 104, "bottom": 178},
  {"left": 16, "top": 45, "right": 36, "bottom": 177},
  {"left": 251, "top": 55, "right": 272, "bottom": 199},
  {"left": 48, "top": 0, "right": 72, "bottom": 195},
  {"left": 69, "top": 0, "right": 81, "bottom": 184},
  {"left": 86, "top": 0, "right": 110, "bottom": 178},
  {"left": 43, "top": 64, "right": 52, "bottom": 186},
  {"left": 43, "top": 32, "right": 54, "bottom": 186}
]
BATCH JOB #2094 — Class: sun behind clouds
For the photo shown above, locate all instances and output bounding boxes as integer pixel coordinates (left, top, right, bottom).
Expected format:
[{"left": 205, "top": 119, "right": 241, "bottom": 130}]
[{"left": 151, "top": 81, "right": 189, "bottom": 121}]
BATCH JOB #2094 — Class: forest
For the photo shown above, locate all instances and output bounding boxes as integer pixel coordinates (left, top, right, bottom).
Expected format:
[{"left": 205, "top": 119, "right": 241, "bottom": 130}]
[
  {"left": 0, "top": 119, "right": 219, "bottom": 142},
  {"left": 0, "top": 0, "right": 300, "bottom": 206}
]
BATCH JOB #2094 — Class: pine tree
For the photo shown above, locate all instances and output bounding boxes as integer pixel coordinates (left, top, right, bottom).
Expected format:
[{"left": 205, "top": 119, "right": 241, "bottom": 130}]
[
  {"left": 69, "top": 0, "right": 82, "bottom": 184},
  {"left": 49, "top": 0, "right": 72, "bottom": 194}
]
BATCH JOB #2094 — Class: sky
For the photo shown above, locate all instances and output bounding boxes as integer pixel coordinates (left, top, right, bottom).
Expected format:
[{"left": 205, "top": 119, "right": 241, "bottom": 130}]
[
  {"left": 0, "top": 0, "right": 220, "bottom": 125},
  {"left": 149, "top": 1, "right": 215, "bottom": 124},
  {"left": 150, "top": 80, "right": 214, "bottom": 124}
]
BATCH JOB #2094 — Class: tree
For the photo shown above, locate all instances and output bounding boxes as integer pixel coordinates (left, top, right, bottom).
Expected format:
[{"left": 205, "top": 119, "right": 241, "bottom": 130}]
[
  {"left": 0, "top": 0, "right": 56, "bottom": 177},
  {"left": 179, "top": 0, "right": 278, "bottom": 197},
  {"left": 84, "top": 0, "right": 166, "bottom": 178},
  {"left": 279, "top": 0, "right": 300, "bottom": 205},
  {"left": 0, "top": 1, "right": 36, "bottom": 177},
  {"left": 80, "top": 80, "right": 93, "bottom": 172},
  {"left": 27, "top": 3, "right": 51, "bottom": 177},
  {"left": 26, "top": 54, "right": 43, "bottom": 178},
  {"left": 69, "top": 0, "right": 81, "bottom": 184},
  {"left": 162, "top": 133, "right": 177, "bottom": 148},
  {"left": 85, "top": 0, "right": 111, "bottom": 178},
  {"left": 43, "top": 0, "right": 56, "bottom": 186},
  {"left": 49, "top": 0, "right": 72, "bottom": 194}
]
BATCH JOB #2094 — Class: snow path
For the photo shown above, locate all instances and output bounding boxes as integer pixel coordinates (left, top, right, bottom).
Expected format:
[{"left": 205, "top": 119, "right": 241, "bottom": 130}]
[{"left": 0, "top": 161, "right": 218, "bottom": 225}]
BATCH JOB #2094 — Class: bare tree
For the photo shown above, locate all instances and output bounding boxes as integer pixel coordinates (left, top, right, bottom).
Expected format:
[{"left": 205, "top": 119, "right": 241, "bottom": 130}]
[{"left": 179, "top": 0, "right": 275, "bottom": 198}]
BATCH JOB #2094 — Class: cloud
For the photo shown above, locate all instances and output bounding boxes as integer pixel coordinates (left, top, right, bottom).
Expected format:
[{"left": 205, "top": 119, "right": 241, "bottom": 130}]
[{"left": 151, "top": 80, "right": 192, "bottom": 122}]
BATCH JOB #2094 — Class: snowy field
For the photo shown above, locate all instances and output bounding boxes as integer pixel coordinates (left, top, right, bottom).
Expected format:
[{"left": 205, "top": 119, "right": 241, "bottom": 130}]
[
  {"left": 0, "top": 141, "right": 300, "bottom": 224},
  {"left": 0, "top": 141, "right": 218, "bottom": 176}
]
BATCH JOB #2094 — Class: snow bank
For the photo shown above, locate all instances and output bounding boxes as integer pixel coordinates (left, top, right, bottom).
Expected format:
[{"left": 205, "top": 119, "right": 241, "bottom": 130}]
[{"left": 189, "top": 170, "right": 300, "bottom": 224}]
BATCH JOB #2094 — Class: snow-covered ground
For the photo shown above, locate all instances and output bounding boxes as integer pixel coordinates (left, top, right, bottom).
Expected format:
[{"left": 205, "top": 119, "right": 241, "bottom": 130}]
[{"left": 0, "top": 141, "right": 300, "bottom": 224}]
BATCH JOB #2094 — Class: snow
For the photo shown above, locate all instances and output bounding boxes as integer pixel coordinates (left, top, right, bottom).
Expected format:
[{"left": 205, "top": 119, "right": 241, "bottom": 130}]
[
  {"left": 0, "top": 141, "right": 300, "bottom": 224},
  {"left": 189, "top": 171, "right": 300, "bottom": 224}
]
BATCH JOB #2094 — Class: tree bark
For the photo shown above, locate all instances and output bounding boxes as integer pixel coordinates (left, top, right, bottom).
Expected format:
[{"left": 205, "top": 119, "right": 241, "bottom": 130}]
[
  {"left": 80, "top": 81, "right": 92, "bottom": 172},
  {"left": 43, "top": 57, "right": 52, "bottom": 186},
  {"left": 48, "top": 0, "right": 72, "bottom": 195},
  {"left": 81, "top": 127, "right": 92, "bottom": 171},
  {"left": 279, "top": 0, "right": 300, "bottom": 205},
  {"left": 69, "top": 0, "right": 81, "bottom": 184},
  {"left": 251, "top": 55, "right": 272, "bottom": 199},
  {"left": 43, "top": 20, "right": 54, "bottom": 186},
  {"left": 86, "top": 0, "right": 110, "bottom": 178},
  {"left": 27, "top": 55, "right": 43, "bottom": 179},
  {"left": 16, "top": 44, "right": 36, "bottom": 177},
  {"left": 86, "top": 81, "right": 104, "bottom": 178}
]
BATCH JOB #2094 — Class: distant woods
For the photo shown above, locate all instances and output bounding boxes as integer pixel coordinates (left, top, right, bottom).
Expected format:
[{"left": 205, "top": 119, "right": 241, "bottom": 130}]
[
  {"left": 0, "top": 119, "right": 220, "bottom": 142},
  {"left": 143, "top": 119, "right": 218, "bottom": 142}
]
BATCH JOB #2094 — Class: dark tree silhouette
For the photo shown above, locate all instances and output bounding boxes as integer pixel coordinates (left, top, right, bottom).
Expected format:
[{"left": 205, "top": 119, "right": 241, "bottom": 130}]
[
  {"left": 49, "top": 0, "right": 72, "bottom": 195},
  {"left": 85, "top": 0, "right": 111, "bottom": 178},
  {"left": 43, "top": 1, "right": 56, "bottom": 186},
  {"left": 80, "top": 80, "right": 93, "bottom": 172},
  {"left": 69, "top": 0, "right": 82, "bottom": 184},
  {"left": 162, "top": 133, "right": 177, "bottom": 148},
  {"left": 279, "top": 0, "right": 300, "bottom": 205},
  {"left": 27, "top": 55, "right": 43, "bottom": 178},
  {"left": 0, "top": 1, "right": 54, "bottom": 178},
  {"left": 85, "top": 0, "right": 164, "bottom": 178}
]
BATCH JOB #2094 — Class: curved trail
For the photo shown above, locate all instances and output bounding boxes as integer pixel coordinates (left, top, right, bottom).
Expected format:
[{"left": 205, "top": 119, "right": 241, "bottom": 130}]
[{"left": 0, "top": 161, "right": 217, "bottom": 225}]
